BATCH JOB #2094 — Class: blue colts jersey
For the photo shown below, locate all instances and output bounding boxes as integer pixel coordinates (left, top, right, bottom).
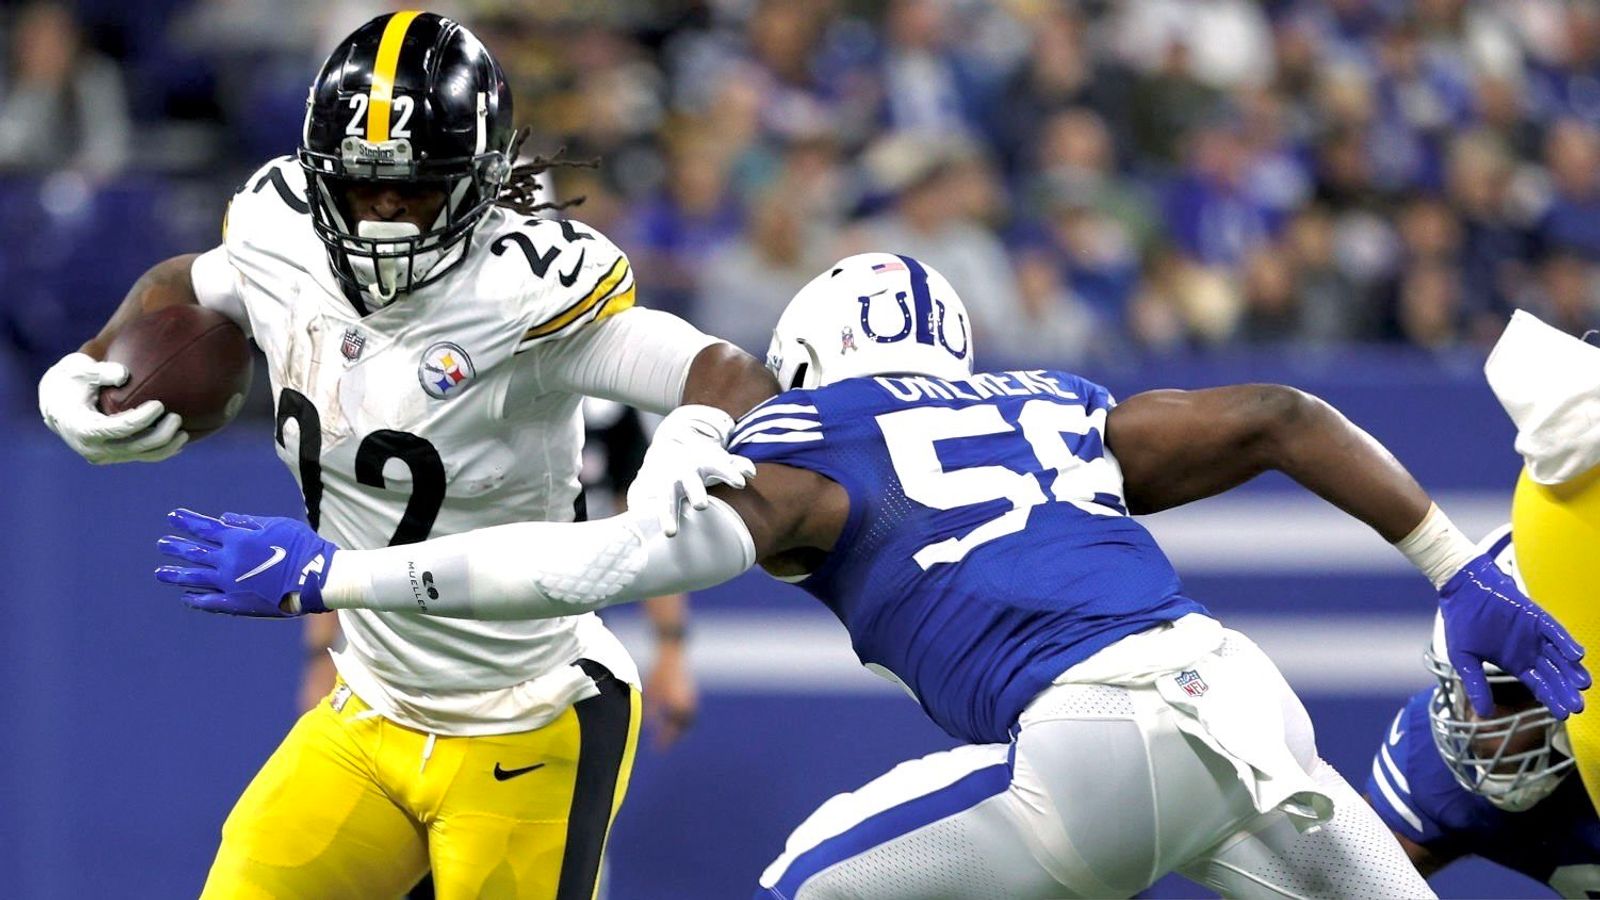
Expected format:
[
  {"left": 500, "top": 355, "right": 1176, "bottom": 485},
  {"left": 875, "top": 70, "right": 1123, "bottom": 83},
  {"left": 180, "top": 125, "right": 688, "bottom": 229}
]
[
  {"left": 729, "top": 369, "right": 1206, "bottom": 745},
  {"left": 1367, "top": 689, "right": 1600, "bottom": 896}
]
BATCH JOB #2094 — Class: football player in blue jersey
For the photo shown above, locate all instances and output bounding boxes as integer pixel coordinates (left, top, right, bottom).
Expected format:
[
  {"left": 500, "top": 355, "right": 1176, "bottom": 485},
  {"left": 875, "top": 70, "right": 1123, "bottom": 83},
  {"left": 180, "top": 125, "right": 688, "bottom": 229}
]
[
  {"left": 1367, "top": 524, "right": 1598, "bottom": 897},
  {"left": 158, "top": 253, "right": 1588, "bottom": 898}
]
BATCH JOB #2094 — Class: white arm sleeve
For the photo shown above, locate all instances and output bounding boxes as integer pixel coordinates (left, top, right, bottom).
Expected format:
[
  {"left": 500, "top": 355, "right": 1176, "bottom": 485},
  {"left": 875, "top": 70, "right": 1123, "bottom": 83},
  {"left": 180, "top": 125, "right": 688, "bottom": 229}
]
[
  {"left": 318, "top": 497, "right": 756, "bottom": 620},
  {"left": 189, "top": 246, "right": 253, "bottom": 338},
  {"left": 527, "top": 307, "right": 718, "bottom": 413}
]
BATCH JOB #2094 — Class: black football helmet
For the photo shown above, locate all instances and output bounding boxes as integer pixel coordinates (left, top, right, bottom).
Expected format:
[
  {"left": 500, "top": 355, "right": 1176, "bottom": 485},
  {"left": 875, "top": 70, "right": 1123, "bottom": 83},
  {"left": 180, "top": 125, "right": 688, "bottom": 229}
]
[{"left": 299, "top": 11, "right": 515, "bottom": 307}]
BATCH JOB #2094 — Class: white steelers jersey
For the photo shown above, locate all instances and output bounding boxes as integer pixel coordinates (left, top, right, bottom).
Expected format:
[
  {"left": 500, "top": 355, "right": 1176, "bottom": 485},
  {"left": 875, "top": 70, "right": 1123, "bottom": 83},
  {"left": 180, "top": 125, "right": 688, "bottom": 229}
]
[{"left": 197, "top": 156, "right": 689, "bottom": 735}]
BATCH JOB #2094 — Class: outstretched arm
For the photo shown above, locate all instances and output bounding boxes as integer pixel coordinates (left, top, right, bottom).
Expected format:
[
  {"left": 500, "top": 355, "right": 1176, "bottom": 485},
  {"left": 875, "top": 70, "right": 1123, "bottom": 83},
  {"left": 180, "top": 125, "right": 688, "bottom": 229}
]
[
  {"left": 155, "top": 463, "right": 840, "bottom": 620},
  {"left": 1108, "top": 384, "right": 1588, "bottom": 719},
  {"left": 1108, "top": 385, "right": 1428, "bottom": 540}
]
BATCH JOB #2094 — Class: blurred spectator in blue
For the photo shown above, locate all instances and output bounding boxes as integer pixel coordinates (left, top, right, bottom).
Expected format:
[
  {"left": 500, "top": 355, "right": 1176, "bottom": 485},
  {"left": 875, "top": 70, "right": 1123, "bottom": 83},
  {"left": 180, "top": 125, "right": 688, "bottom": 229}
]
[
  {"left": 1283, "top": 0, "right": 1392, "bottom": 62},
  {"left": 988, "top": 245, "right": 1099, "bottom": 367},
  {"left": 1532, "top": 117, "right": 1600, "bottom": 261},
  {"left": 1236, "top": 88, "right": 1316, "bottom": 229},
  {"left": 1369, "top": 195, "right": 1462, "bottom": 341},
  {"left": 989, "top": 5, "right": 1126, "bottom": 176},
  {"left": 1446, "top": 130, "right": 1528, "bottom": 331},
  {"left": 1368, "top": 15, "right": 1473, "bottom": 193},
  {"left": 1236, "top": 246, "right": 1302, "bottom": 344},
  {"left": 678, "top": 0, "right": 876, "bottom": 150},
  {"left": 0, "top": 1, "right": 130, "bottom": 177},
  {"left": 1523, "top": 1, "right": 1600, "bottom": 126},
  {"left": 1470, "top": 69, "right": 1539, "bottom": 160},
  {"left": 1021, "top": 108, "right": 1155, "bottom": 238},
  {"left": 622, "top": 132, "right": 745, "bottom": 318},
  {"left": 876, "top": 0, "right": 986, "bottom": 138},
  {"left": 778, "top": 131, "right": 855, "bottom": 227},
  {"left": 1396, "top": 259, "right": 1465, "bottom": 349},
  {"left": 1284, "top": 205, "right": 1368, "bottom": 341},
  {"left": 1016, "top": 109, "right": 1149, "bottom": 331},
  {"left": 693, "top": 181, "right": 836, "bottom": 357},
  {"left": 855, "top": 132, "right": 1016, "bottom": 347},
  {"left": 1311, "top": 61, "right": 1385, "bottom": 209},
  {"left": 1163, "top": 120, "right": 1276, "bottom": 269},
  {"left": 1533, "top": 251, "right": 1600, "bottom": 337}
]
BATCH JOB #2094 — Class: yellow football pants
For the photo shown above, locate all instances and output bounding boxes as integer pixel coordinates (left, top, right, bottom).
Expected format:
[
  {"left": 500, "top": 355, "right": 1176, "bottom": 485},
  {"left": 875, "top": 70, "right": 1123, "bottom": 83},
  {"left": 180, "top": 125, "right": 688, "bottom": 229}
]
[{"left": 202, "top": 661, "right": 640, "bottom": 900}]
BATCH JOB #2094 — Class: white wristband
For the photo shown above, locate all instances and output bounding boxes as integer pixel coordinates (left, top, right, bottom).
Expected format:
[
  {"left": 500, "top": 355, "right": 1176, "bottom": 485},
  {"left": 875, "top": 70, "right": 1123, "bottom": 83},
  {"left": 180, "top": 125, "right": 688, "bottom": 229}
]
[{"left": 1394, "top": 503, "right": 1478, "bottom": 589}]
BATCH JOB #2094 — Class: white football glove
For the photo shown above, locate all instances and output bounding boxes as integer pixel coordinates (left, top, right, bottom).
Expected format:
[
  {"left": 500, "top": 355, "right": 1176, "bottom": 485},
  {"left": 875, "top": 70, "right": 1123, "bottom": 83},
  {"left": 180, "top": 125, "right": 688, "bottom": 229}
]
[
  {"left": 627, "top": 404, "right": 756, "bottom": 537},
  {"left": 39, "top": 352, "right": 187, "bottom": 464}
]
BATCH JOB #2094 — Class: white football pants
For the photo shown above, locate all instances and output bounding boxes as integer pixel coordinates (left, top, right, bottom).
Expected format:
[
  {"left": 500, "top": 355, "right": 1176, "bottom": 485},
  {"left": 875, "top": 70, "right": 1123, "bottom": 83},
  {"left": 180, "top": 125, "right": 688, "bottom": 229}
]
[{"left": 755, "top": 632, "right": 1433, "bottom": 899}]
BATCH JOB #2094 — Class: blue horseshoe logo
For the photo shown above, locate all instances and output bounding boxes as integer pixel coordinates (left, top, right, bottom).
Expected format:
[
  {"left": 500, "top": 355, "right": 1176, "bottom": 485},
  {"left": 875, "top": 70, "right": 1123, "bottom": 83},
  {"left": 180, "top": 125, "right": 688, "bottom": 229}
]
[
  {"left": 858, "top": 291, "right": 914, "bottom": 343},
  {"left": 935, "top": 300, "right": 969, "bottom": 359}
]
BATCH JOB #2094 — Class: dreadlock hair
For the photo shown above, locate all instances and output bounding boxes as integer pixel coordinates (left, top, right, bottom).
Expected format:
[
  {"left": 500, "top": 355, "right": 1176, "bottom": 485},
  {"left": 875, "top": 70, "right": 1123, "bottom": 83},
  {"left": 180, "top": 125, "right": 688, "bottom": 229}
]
[{"left": 495, "top": 128, "right": 599, "bottom": 216}]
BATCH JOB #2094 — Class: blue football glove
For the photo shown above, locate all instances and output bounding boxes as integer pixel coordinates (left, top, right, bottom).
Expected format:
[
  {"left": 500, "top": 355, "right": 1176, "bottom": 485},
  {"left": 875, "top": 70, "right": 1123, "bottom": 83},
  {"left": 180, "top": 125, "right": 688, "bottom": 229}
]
[
  {"left": 154, "top": 509, "right": 337, "bottom": 617},
  {"left": 1438, "top": 552, "right": 1589, "bottom": 719}
]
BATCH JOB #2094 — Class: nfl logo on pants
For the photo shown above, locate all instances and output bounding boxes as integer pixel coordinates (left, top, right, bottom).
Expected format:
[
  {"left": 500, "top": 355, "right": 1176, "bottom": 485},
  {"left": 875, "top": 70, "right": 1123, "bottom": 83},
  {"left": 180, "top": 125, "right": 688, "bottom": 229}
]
[{"left": 1175, "top": 669, "right": 1208, "bottom": 697}]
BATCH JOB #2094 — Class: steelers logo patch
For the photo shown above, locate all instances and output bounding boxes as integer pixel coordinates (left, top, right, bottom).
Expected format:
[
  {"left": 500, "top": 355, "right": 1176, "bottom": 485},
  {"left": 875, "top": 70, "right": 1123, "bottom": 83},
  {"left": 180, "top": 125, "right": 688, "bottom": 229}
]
[{"left": 418, "top": 341, "right": 476, "bottom": 400}]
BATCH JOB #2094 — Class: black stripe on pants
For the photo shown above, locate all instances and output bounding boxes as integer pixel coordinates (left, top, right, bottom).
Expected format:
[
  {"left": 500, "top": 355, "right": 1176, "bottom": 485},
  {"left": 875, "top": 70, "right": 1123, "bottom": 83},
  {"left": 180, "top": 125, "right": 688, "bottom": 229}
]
[{"left": 555, "top": 660, "right": 635, "bottom": 900}]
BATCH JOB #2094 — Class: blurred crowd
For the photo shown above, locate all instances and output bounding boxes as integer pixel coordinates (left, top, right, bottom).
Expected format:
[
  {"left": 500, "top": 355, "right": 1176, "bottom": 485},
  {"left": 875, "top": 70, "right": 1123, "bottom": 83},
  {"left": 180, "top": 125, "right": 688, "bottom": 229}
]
[{"left": 6, "top": 0, "right": 1600, "bottom": 372}]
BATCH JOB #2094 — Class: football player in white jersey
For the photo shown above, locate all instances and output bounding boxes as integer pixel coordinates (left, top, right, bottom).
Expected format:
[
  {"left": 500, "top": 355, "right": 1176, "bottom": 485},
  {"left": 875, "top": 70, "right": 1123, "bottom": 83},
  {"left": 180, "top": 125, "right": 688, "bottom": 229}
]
[
  {"left": 162, "top": 253, "right": 1588, "bottom": 898},
  {"left": 38, "top": 11, "right": 775, "bottom": 898}
]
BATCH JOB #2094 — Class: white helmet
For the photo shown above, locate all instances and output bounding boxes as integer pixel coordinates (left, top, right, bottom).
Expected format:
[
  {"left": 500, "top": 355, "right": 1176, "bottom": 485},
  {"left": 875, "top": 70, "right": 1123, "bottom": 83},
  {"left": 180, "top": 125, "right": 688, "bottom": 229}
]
[
  {"left": 765, "top": 253, "right": 974, "bottom": 390},
  {"left": 1423, "top": 527, "right": 1574, "bottom": 811}
]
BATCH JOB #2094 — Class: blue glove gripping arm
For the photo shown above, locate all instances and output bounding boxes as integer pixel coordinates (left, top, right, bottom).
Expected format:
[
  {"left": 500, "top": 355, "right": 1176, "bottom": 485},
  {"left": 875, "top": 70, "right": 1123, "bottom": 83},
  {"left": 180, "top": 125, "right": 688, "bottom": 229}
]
[{"left": 317, "top": 497, "right": 758, "bottom": 620}]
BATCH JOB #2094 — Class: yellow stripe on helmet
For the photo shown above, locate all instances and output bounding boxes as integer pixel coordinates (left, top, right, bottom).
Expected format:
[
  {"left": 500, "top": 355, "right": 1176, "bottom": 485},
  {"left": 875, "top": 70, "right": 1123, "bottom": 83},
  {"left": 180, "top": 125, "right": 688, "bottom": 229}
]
[{"left": 367, "top": 10, "right": 422, "bottom": 142}]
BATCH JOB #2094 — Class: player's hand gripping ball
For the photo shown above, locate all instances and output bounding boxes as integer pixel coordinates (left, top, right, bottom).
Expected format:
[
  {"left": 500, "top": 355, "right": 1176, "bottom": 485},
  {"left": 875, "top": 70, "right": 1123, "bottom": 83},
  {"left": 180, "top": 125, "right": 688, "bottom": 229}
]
[{"left": 98, "top": 304, "right": 253, "bottom": 440}]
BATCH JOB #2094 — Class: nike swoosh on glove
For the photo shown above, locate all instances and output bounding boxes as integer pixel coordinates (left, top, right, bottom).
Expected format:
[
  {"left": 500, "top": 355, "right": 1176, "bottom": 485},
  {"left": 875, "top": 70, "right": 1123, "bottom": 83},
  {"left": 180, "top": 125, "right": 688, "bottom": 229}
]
[
  {"left": 1439, "top": 553, "right": 1590, "bottom": 718},
  {"left": 627, "top": 404, "right": 756, "bottom": 537},
  {"left": 155, "top": 509, "right": 338, "bottom": 617}
]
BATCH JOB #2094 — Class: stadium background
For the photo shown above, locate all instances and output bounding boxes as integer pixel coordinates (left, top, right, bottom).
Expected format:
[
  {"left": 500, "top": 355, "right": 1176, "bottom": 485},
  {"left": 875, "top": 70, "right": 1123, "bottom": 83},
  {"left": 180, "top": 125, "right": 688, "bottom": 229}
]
[{"left": 0, "top": 0, "right": 1590, "bottom": 896}]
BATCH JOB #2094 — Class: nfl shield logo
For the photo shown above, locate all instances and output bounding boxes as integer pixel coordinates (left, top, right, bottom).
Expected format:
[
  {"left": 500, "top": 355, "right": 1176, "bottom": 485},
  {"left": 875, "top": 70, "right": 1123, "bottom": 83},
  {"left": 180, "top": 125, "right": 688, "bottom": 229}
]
[
  {"left": 341, "top": 328, "right": 366, "bottom": 361},
  {"left": 1175, "top": 669, "right": 1208, "bottom": 697}
]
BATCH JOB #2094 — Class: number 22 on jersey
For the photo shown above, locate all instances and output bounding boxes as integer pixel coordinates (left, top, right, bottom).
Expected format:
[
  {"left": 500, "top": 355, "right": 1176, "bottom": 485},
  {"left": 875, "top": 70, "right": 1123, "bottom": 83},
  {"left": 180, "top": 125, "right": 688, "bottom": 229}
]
[
  {"left": 276, "top": 387, "right": 445, "bottom": 547},
  {"left": 879, "top": 397, "right": 1124, "bottom": 569}
]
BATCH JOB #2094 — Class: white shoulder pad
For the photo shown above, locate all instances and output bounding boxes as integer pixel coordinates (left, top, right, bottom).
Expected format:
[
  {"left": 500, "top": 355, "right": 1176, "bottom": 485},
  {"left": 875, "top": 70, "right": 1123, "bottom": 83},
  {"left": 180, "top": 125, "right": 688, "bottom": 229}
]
[
  {"left": 222, "top": 156, "right": 318, "bottom": 265},
  {"left": 223, "top": 156, "right": 314, "bottom": 251},
  {"left": 469, "top": 213, "right": 636, "bottom": 354}
]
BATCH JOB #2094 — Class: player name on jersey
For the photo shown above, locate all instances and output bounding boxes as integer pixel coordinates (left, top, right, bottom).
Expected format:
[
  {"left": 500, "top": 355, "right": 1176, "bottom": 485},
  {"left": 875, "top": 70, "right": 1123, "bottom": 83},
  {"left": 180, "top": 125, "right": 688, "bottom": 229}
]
[{"left": 874, "top": 370, "right": 1079, "bottom": 404}]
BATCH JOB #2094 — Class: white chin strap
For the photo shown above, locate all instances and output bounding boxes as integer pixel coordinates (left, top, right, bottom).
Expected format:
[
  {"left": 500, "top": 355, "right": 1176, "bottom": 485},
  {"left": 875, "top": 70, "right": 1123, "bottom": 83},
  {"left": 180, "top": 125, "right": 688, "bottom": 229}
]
[{"left": 348, "top": 220, "right": 442, "bottom": 306}]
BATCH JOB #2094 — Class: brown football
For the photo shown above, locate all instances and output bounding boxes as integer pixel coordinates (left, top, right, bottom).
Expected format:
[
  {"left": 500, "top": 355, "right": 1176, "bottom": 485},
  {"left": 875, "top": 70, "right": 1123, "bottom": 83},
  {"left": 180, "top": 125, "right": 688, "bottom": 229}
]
[{"left": 98, "top": 304, "right": 254, "bottom": 440}]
